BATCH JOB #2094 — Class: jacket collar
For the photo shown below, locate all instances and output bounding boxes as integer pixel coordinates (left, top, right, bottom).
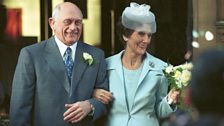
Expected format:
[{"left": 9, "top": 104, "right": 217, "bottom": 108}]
[{"left": 107, "top": 50, "right": 166, "bottom": 71}]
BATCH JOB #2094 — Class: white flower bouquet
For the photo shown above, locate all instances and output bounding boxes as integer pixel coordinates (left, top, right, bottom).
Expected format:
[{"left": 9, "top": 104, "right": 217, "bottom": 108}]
[
  {"left": 163, "top": 62, "right": 193, "bottom": 90},
  {"left": 163, "top": 62, "right": 193, "bottom": 110}
]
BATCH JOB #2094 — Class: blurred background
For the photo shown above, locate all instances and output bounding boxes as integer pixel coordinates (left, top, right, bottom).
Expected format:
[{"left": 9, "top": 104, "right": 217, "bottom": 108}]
[
  {"left": 0, "top": 0, "right": 224, "bottom": 124},
  {"left": 1, "top": 0, "right": 224, "bottom": 61}
]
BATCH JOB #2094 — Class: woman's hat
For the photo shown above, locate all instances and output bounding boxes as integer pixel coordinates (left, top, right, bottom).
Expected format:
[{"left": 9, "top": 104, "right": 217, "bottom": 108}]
[{"left": 121, "top": 2, "right": 156, "bottom": 33}]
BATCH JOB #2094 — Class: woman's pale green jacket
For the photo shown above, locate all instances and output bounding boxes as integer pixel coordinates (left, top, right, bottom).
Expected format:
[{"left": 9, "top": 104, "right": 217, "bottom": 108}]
[{"left": 105, "top": 51, "right": 175, "bottom": 126}]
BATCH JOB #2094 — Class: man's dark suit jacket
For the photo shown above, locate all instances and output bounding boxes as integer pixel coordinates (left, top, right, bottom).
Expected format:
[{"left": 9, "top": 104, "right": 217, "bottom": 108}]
[{"left": 10, "top": 36, "right": 108, "bottom": 126}]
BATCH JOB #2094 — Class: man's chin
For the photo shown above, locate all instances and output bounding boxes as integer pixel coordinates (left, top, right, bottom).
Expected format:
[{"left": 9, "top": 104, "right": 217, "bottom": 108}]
[{"left": 66, "top": 38, "right": 79, "bottom": 43}]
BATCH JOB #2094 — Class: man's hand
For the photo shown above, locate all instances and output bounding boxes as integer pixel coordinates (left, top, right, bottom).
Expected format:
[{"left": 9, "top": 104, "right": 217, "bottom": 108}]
[
  {"left": 93, "top": 89, "right": 114, "bottom": 104},
  {"left": 63, "top": 101, "right": 92, "bottom": 123}
]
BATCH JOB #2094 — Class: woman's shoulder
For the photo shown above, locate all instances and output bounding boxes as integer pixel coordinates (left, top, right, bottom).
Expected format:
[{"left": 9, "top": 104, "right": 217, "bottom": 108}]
[
  {"left": 105, "top": 51, "right": 123, "bottom": 69},
  {"left": 106, "top": 51, "right": 123, "bottom": 62},
  {"left": 145, "top": 52, "right": 167, "bottom": 69}
]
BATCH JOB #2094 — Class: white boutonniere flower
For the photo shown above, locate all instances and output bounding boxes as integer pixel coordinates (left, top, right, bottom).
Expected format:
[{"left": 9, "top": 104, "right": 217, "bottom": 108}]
[{"left": 83, "top": 52, "right": 93, "bottom": 65}]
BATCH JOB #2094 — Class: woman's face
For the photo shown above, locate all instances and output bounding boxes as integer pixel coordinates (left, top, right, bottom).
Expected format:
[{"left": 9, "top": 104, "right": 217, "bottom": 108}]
[{"left": 125, "top": 31, "right": 152, "bottom": 56}]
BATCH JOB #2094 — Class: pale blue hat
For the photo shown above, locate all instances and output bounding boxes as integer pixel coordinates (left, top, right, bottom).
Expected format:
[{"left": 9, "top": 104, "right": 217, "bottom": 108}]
[{"left": 122, "top": 2, "right": 156, "bottom": 33}]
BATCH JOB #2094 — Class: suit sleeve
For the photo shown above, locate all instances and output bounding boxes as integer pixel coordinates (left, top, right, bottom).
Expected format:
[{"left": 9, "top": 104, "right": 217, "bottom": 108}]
[
  {"left": 88, "top": 51, "right": 109, "bottom": 121},
  {"left": 10, "top": 48, "right": 35, "bottom": 126},
  {"left": 155, "top": 75, "right": 174, "bottom": 118}
]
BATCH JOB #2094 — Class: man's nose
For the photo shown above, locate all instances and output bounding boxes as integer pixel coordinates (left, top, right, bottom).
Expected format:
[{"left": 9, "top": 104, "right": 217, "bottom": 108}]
[{"left": 70, "top": 22, "right": 77, "bottom": 30}]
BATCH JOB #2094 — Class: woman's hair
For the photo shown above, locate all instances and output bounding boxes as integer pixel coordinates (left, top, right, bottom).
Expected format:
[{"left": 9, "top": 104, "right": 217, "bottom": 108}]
[{"left": 116, "top": 18, "right": 134, "bottom": 47}]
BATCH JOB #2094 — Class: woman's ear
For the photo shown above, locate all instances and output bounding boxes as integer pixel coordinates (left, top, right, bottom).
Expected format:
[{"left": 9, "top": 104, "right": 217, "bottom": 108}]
[{"left": 122, "top": 35, "right": 128, "bottom": 41}]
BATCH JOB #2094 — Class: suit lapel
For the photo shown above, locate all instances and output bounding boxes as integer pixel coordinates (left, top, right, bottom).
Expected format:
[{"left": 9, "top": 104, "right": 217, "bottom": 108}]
[
  {"left": 44, "top": 37, "right": 70, "bottom": 93},
  {"left": 137, "top": 54, "right": 159, "bottom": 87},
  {"left": 108, "top": 51, "right": 129, "bottom": 112},
  {"left": 70, "top": 42, "right": 87, "bottom": 93},
  {"left": 108, "top": 51, "right": 125, "bottom": 85},
  {"left": 137, "top": 59, "right": 151, "bottom": 87},
  {"left": 130, "top": 53, "right": 159, "bottom": 110}
]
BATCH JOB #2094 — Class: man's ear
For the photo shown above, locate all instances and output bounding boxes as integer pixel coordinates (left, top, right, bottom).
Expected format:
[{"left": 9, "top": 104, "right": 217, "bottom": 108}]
[{"left": 48, "top": 18, "right": 55, "bottom": 30}]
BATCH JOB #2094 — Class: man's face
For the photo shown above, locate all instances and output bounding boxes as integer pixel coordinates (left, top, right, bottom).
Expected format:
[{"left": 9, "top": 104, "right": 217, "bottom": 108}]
[{"left": 50, "top": 3, "right": 83, "bottom": 45}]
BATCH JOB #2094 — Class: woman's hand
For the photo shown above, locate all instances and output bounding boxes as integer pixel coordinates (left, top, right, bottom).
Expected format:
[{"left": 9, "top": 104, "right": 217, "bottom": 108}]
[
  {"left": 167, "top": 89, "right": 180, "bottom": 105},
  {"left": 93, "top": 89, "right": 114, "bottom": 104}
]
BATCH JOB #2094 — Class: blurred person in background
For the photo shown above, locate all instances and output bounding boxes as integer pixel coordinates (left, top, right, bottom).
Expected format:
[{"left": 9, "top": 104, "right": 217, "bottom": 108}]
[{"left": 167, "top": 48, "right": 224, "bottom": 126}]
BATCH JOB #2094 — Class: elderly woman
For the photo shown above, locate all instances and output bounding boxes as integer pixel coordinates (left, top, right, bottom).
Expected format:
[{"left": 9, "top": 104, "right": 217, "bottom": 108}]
[{"left": 94, "top": 2, "right": 179, "bottom": 126}]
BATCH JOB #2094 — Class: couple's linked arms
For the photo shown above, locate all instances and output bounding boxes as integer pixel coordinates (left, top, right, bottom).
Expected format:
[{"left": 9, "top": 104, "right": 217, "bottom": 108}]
[
  {"left": 63, "top": 100, "right": 94, "bottom": 123},
  {"left": 93, "top": 89, "right": 114, "bottom": 104},
  {"left": 93, "top": 89, "right": 180, "bottom": 105}
]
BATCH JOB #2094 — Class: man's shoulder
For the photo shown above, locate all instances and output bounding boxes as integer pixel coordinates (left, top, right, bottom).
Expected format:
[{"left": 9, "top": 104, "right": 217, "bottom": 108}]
[
  {"left": 19, "top": 38, "right": 50, "bottom": 56},
  {"left": 23, "top": 37, "right": 54, "bottom": 50},
  {"left": 22, "top": 40, "right": 46, "bottom": 51},
  {"left": 78, "top": 41, "right": 104, "bottom": 54}
]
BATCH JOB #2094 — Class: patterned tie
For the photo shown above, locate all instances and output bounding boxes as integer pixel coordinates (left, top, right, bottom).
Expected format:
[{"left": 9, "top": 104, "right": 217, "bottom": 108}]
[{"left": 64, "top": 47, "right": 73, "bottom": 84}]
